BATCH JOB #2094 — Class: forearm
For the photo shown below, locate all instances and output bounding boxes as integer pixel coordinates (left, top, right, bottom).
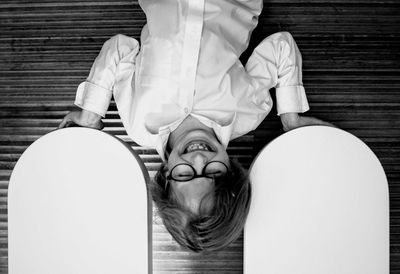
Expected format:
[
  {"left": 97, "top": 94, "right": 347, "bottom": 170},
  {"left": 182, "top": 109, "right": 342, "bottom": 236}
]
[{"left": 280, "top": 112, "right": 336, "bottom": 132}]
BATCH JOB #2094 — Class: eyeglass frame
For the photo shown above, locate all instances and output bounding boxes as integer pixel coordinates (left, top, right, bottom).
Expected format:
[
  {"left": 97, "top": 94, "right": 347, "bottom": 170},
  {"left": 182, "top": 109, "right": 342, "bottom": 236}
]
[{"left": 166, "top": 160, "right": 230, "bottom": 182}]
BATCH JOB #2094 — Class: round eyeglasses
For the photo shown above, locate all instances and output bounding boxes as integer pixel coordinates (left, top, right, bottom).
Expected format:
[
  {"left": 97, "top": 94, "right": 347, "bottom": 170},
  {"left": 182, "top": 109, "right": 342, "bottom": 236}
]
[{"left": 166, "top": 161, "right": 229, "bottom": 182}]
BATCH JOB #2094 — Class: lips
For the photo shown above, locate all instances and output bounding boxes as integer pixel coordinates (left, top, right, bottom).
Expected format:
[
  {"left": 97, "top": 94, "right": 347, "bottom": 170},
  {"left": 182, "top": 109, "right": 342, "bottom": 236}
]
[{"left": 183, "top": 141, "right": 215, "bottom": 154}]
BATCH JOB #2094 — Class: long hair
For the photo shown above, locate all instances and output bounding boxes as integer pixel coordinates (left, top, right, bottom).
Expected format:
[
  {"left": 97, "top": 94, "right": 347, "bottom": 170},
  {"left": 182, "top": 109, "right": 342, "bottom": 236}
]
[{"left": 150, "top": 158, "right": 251, "bottom": 252}]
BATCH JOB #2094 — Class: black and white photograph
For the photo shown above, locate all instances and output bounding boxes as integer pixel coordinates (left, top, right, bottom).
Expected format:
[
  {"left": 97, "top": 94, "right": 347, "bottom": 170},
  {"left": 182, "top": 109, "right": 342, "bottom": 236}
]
[{"left": 1, "top": 0, "right": 398, "bottom": 273}]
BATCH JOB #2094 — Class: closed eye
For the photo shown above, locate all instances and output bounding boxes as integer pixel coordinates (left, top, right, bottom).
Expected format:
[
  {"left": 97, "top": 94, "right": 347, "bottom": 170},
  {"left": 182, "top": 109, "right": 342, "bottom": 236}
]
[
  {"left": 176, "top": 173, "right": 193, "bottom": 179},
  {"left": 205, "top": 170, "right": 225, "bottom": 178}
]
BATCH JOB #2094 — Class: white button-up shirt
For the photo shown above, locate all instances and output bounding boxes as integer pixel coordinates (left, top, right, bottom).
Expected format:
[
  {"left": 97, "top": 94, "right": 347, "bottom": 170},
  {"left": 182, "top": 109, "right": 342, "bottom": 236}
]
[{"left": 74, "top": 0, "right": 309, "bottom": 160}]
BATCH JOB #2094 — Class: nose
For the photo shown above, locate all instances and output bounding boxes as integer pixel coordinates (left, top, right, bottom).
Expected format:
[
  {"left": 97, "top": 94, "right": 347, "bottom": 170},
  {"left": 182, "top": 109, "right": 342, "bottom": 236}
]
[{"left": 184, "top": 151, "right": 211, "bottom": 173}]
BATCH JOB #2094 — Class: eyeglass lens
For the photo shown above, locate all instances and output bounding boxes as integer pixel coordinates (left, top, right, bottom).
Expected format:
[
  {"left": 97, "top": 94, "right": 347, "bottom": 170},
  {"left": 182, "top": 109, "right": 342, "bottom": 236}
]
[{"left": 171, "top": 161, "right": 228, "bottom": 181}]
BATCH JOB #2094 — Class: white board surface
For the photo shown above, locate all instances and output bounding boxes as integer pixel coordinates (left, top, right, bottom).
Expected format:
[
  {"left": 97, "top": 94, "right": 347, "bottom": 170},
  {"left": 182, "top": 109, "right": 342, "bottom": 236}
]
[
  {"left": 245, "top": 126, "right": 389, "bottom": 274},
  {"left": 8, "top": 127, "right": 152, "bottom": 274}
]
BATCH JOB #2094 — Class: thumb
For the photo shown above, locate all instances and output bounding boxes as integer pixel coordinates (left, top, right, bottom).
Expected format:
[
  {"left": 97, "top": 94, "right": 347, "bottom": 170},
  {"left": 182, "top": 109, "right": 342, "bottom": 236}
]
[{"left": 96, "top": 119, "right": 105, "bottom": 130}]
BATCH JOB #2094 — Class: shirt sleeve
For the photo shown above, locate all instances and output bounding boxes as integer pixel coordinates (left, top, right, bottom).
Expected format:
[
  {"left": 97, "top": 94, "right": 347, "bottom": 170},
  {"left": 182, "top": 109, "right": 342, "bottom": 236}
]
[
  {"left": 74, "top": 34, "right": 140, "bottom": 117},
  {"left": 245, "top": 31, "right": 309, "bottom": 115}
]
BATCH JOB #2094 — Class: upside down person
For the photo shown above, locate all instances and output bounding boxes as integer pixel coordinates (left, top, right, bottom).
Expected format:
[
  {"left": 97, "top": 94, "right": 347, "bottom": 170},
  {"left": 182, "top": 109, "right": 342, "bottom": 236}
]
[{"left": 58, "top": 0, "right": 333, "bottom": 252}]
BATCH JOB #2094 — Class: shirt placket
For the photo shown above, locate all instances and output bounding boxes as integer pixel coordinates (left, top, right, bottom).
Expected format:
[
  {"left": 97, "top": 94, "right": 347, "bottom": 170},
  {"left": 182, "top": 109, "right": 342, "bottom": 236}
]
[{"left": 178, "top": 0, "right": 205, "bottom": 115}]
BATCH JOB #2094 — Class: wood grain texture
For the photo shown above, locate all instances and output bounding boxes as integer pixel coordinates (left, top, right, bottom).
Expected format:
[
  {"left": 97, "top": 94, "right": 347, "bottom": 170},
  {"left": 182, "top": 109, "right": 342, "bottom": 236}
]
[{"left": 0, "top": 0, "right": 399, "bottom": 273}]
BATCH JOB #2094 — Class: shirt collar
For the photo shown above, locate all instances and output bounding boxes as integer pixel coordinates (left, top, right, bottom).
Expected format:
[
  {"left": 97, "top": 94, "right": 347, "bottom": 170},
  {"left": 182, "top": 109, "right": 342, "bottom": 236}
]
[{"left": 155, "top": 113, "right": 236, "bottom": 161}]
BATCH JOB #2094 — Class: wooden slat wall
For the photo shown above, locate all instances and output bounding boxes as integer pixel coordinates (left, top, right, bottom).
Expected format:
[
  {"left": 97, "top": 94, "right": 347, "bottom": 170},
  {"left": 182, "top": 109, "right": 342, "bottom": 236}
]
[{"left": 0, "top": 0, "right": 398, "bottom": 273}]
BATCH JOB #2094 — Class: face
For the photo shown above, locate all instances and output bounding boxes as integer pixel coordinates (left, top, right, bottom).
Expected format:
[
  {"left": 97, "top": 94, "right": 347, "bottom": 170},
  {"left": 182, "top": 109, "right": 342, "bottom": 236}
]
[{"left": 167, "top": 128, "right": 230, "bottom": 215}]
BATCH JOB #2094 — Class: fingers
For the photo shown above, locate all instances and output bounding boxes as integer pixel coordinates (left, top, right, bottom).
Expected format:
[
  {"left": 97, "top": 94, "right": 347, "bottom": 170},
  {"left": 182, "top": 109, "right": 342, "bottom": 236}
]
[
  {"left": 58, "top": 111, "right": 78, "bottom": 129},
  {"left": 57, "top": 115, "right": 70, "bottom": 129},
  {"left": 58, "top": 111, "right": 104, "bottom": 130},
  {"left": 58, "top": 110, "right": 106, "bottom": 130}
]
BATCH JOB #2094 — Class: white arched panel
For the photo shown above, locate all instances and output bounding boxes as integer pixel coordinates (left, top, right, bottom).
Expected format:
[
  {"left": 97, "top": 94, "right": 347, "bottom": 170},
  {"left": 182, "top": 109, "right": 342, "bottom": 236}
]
[
  {"left": 245, "top": 126, "right": 389, "bottom": 274},
  {"left": 8, "top": 127, "right": 152, "bottom": 274}
]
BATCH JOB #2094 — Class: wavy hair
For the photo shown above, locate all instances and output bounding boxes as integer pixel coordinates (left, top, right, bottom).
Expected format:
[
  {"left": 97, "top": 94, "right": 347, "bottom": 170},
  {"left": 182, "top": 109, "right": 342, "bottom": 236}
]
[{"left": 150, "top": 158, "right": 251, "bottom": 253}]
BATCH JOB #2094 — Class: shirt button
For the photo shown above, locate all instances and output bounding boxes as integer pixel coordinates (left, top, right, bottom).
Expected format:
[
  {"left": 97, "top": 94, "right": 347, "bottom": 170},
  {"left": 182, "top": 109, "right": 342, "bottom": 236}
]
[{"left": 184, "top": 107, "right": 189, "bottom": 113}]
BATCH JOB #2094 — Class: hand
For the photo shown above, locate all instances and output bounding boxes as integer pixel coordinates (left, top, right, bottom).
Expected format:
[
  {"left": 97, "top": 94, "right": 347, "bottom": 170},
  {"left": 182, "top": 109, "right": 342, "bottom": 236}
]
[
  {"left": 58, "top": 109, "right": 104, "bottom": 130},
  {"left": 280, "top": 112, "right": 335, "bottom": 132}
]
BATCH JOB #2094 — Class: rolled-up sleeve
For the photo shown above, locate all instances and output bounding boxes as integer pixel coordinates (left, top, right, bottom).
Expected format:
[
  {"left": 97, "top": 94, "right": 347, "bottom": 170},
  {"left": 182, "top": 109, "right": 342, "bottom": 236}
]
[
  {"left": 74, "top": 34, "right": 140, "bottom": 117},
  {"left": 246, "top": 31, "right": 309, "bottom": 115}
]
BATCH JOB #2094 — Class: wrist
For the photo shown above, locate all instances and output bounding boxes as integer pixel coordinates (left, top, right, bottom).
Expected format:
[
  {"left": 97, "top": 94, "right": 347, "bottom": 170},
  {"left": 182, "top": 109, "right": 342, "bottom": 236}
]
[
  {"left": 280, "top": 112, "right": 300, "bottom": 131},
  {"left": 80, "top": 109, "right": 102, "bottom": 125}
]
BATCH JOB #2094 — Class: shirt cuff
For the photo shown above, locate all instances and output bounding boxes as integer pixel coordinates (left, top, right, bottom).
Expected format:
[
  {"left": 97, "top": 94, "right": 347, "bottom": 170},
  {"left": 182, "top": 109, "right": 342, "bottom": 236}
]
[
  {"left": 74, "top": 81, "right": 113, "bottom": 118},
  {"left": 276, "top": 85, "right": 310, "bottom": 115}
]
